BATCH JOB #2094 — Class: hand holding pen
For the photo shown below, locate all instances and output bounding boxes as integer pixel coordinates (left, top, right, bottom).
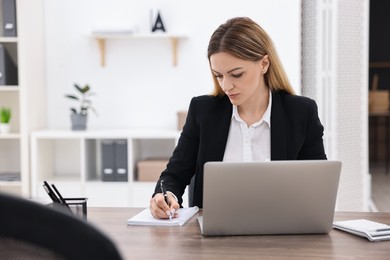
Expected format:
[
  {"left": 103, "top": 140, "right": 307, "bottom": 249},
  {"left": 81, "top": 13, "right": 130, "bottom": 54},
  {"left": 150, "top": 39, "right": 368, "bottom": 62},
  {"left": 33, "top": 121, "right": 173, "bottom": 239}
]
[
  {"left": 149, "top": 180, "right": 179, "bottom": 219},
  {"left": 160, "top": 180, "right": 173, "bottom": 220}
]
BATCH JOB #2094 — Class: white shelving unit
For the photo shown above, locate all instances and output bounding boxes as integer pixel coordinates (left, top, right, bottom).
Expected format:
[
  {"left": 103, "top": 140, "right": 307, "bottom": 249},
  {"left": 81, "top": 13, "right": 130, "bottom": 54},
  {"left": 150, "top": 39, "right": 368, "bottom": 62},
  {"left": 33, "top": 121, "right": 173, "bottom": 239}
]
[
  {"left": 30, "top": 129, "right": 188, "bottom": 207},
  {"left": 0, "top": 32, "right": 21, "bottom": 194},
  {"left": 0, "top": 0, "right": 45, "bottom": 197}
]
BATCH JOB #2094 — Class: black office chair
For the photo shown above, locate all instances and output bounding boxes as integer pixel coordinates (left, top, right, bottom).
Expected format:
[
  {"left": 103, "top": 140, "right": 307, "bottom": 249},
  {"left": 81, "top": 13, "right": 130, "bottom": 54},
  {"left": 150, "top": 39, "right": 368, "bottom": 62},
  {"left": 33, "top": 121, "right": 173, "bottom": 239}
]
[
  {"left": 0, "top": 192, "right": 122, "bottom": 260},
  {"left": 188, "top": 176, "right": 195, "bottom": 207}
]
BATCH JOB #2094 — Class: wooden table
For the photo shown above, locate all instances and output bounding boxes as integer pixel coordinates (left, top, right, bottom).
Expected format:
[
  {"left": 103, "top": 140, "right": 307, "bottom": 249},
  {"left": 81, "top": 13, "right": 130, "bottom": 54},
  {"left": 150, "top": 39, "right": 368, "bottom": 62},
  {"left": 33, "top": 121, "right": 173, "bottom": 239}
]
[{"left": 88, "top": 208, "right": 390, "bottom": 260}]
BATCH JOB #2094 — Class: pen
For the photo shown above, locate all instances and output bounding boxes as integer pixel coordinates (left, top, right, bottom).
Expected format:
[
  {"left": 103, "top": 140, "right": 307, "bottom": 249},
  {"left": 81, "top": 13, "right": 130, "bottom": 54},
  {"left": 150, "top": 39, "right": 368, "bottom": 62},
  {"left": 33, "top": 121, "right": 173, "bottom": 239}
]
[
  {"left": 43, "top": 181, "right": 61, "bottom": 203},
  {"left": 43, "top": 181, "right": 73, "bottom": 214},
  {"left": 52, "top": 183, "right": 73, "bottom": 214},
  {"left": 51, "top": 184, "right": 71, "bottom": 211},
  {"left": 160, "top": 180, "right": 172, "bottom": 220}
]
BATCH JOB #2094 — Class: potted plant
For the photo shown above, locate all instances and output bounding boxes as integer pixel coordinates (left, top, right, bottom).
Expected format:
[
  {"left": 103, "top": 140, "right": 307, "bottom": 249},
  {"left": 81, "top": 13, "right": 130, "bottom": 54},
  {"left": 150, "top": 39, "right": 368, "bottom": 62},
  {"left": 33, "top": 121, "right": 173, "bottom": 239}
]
[
  {"left": 0, "top": 107, "right": 11, "bottom": 134},
  {"left": 65, "top": 83, "right": 97, "bottom": 130}
]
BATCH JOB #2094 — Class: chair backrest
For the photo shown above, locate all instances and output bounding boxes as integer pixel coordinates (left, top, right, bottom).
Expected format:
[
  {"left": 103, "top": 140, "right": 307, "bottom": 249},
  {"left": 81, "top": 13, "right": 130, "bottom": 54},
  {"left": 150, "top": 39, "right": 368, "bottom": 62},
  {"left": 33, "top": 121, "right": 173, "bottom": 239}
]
[
  {"left": 188, "top": 176, "right": 195, "bottom": 207},
  {"left": 0, "top": 192, "right": 122, "bottom": 260}
]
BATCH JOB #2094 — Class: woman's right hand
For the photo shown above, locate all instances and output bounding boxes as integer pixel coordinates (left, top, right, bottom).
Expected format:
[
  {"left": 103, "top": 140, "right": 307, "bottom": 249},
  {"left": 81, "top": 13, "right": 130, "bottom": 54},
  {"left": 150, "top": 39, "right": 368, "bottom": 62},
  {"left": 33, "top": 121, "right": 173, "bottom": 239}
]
[{"left": 149, "top": 193, "right": 180, "bottom": 219}]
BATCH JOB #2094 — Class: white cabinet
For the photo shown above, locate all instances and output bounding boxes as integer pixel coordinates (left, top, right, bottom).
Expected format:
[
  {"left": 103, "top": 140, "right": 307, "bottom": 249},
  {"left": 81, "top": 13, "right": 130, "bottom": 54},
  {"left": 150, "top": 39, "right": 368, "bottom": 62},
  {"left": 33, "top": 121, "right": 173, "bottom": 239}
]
[
  {"left": 0, "top": 0, "right": 45, "bottom": 197},
  {"left": 31, "top": 129, "right": 189, "bottom": 207}
]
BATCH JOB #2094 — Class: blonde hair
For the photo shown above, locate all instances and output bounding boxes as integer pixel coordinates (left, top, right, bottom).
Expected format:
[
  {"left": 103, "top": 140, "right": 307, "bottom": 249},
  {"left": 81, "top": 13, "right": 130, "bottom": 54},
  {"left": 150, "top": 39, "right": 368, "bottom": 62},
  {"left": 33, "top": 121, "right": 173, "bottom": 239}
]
[{"left": 207, "top": 17, "right": 295, "bottom": 96}]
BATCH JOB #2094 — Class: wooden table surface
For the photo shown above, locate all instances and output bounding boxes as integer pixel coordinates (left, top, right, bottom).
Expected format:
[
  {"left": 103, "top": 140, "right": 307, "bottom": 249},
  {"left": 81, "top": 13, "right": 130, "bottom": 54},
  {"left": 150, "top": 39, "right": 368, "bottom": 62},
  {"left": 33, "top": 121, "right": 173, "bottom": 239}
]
[{"left": 88, "top": 208, "right": 390, "bottom": 260}]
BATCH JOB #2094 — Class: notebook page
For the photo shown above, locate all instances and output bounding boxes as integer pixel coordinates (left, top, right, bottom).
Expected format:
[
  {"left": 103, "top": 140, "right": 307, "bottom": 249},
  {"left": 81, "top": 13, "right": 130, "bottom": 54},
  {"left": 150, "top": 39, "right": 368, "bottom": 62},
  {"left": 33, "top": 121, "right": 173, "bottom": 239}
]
[
  {"left": 333, "top": 219, "right": 390, "bottom": 241},
  {"left": 127, "top": 206, "right": 199, "bottom": 227}
]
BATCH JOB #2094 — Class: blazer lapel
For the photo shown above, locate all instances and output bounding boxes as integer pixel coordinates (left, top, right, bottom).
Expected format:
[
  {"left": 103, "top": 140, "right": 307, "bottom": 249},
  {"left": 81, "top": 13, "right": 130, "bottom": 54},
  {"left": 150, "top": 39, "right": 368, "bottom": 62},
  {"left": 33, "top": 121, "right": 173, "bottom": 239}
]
[
  {"left": 271, "top": 92, "right": 287, "bottom": 160},
  {"left": 205, "top": 96, "right": 232, "bottom": 162},
  {"left": 203, "top": 93, "right": 287, "bottom": 161}
]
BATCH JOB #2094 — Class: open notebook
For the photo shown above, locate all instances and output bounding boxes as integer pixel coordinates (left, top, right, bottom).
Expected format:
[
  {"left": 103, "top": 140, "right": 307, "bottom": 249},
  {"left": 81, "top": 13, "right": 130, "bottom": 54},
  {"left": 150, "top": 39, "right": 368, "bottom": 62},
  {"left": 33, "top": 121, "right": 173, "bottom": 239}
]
[{"left": 127, "top": 206, "right": 199, "bottom": 227}]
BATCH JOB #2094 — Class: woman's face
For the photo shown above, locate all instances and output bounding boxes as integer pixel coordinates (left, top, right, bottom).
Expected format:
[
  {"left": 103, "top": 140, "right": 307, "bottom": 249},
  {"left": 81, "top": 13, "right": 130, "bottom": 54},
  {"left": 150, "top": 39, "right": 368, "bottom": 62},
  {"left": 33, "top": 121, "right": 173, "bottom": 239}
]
[{"left": 210, "top": 52, "right": 268, "bottom": 106}]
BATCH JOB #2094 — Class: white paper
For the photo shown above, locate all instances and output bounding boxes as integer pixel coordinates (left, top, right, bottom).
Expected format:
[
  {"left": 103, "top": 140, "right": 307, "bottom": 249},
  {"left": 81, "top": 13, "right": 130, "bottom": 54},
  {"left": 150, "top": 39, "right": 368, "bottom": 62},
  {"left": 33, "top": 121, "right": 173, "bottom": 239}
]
[
  {"left": 333, "top": 219, "right": 390, "bottom": 242},
  {"left": 127, "top": 206, "right": 199, "bottom": 227}
]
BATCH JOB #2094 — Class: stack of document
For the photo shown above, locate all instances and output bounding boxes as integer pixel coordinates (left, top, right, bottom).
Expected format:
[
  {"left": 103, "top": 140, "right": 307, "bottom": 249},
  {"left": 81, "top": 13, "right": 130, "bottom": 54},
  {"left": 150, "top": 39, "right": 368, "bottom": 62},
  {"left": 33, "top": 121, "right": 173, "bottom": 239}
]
[
  {"left": 127, "top": 206, "right": 199, "bottom": 227},
  {"left": 333, "top": 219, "right": 390, "bottom": 242}
]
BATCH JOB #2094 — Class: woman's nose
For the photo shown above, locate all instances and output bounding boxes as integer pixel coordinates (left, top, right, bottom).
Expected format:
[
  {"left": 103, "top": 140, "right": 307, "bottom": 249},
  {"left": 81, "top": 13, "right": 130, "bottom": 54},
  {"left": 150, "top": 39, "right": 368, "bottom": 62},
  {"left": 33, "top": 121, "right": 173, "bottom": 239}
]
[{"left": 220, "top": 78, "right": 233, "bottom": 92}]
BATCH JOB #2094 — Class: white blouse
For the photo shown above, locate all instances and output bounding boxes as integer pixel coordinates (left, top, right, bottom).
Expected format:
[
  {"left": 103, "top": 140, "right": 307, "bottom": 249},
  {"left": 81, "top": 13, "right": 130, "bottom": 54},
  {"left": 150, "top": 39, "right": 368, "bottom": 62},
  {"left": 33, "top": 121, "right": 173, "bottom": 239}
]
[{"left": 223, "top": 92, "right": 272, "bottom": 162}]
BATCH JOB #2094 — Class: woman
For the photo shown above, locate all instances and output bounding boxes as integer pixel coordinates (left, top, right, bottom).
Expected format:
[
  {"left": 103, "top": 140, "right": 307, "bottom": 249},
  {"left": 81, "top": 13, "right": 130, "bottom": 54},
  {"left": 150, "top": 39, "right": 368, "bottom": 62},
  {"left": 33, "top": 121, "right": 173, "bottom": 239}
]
[{"left": 150, "top": 17, "right": 326, "bottom": 219}]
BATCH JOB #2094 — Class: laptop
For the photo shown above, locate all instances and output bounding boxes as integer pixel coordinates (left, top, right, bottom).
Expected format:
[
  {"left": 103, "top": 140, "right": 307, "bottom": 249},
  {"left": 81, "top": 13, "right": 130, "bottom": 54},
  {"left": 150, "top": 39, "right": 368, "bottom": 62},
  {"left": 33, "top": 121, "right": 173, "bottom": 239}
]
[{"left": 198, "top": 160, "right": 342, "bottom": 236}]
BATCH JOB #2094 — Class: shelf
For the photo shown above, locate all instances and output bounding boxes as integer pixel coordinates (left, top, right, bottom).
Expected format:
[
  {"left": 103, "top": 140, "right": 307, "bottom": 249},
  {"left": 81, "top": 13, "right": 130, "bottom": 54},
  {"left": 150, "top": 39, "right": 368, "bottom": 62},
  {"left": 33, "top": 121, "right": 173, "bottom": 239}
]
[
  {"left": 0, "top": 86, "right": 19, "bottom": 91},
  {"left": 91, "top": 32, "right": 187, "bottom": 67},
  {"left": 0, "top": 180, "right": 21, "bottom": 187},
  {"left": 39, "top": 176, "right": 81, "bottom": 183},
  {"left": 31, "top": 128, "right": 180, "bottom": 206},
  {"left": 0, "top": 180, "right": 21, "bottom": 196},
  {"left": 0, "top": 37, "right": 17, "bottom": 43},
  {"left": 0, "top": 133, "right": 21, "bottom": 139},
  {"left": 32, "top": 128, "right": 180, "bottom": 139},
  {"left": 0, "top": 0, "right": 46, "bottom": 198}
]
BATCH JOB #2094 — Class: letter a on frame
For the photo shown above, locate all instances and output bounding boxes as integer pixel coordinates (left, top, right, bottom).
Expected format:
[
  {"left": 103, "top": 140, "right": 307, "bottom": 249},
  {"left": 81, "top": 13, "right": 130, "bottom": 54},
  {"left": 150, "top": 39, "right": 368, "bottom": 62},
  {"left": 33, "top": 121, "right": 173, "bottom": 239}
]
[{"left": 151, "top": 11, "right": 166, "bottom": 32}]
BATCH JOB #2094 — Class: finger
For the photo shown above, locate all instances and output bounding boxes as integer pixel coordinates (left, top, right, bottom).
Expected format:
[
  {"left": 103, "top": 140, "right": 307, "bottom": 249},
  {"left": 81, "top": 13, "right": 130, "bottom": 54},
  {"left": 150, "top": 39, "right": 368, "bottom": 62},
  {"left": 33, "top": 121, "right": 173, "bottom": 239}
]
[
  {"left": 167, "top": 194, "right": 180, "bottom": 218},
  {"left": 170, "top": 201, "right": 180, "bottom": 212},
  {"left": 155, "top": 193, "right": 169, "bottom": 207},
  {"left": 150, "top": 200, "right": 169, "bottom": 219},
  {"left": 157, "top": 193, "right": 179, "bottom": 219},
  {"left": 150, "top": 195, "right": 170, "bottom": 219}
]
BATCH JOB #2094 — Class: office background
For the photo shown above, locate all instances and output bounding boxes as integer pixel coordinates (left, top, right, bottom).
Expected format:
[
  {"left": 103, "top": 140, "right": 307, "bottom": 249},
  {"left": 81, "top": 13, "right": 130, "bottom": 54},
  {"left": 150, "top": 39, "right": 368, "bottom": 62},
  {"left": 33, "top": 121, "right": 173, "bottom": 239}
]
[
  {"left": 0, "top": 0, "right": 374, "bottom": 211},
  {"left": 42, "top": 0, "right": 301, "bottom": 207},
  {"left": 44, "top": 0, "right": 301, "bottom": 130}
]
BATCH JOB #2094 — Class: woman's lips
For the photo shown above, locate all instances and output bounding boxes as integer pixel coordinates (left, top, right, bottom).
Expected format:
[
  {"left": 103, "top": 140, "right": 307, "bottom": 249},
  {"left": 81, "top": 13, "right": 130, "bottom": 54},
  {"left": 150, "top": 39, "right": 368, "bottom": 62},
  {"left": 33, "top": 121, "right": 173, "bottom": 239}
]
[{"left": 228, "top": 93, "right": 239, "bottom": 99}]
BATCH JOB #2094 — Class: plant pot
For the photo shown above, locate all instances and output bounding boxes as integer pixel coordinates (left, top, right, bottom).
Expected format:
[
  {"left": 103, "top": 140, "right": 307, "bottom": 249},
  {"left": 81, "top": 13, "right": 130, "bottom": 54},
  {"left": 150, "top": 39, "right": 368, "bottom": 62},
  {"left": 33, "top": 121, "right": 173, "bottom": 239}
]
[
  {"left": 0, "top": 123, "right": 10, "bottom": 134},
  {"left": 71, "top": 114, "right": 88, "bottom": 131}
]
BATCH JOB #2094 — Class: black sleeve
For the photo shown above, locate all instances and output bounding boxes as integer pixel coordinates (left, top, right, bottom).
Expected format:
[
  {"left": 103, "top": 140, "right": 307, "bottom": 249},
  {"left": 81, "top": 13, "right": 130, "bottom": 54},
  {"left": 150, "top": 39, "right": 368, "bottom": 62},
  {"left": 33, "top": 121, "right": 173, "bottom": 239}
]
[
  {"left": 153, "top": 97, "right": 200, "bottom": 205},
  {"left": 297, "top": 99, "right": 327, "bottom": 160}
]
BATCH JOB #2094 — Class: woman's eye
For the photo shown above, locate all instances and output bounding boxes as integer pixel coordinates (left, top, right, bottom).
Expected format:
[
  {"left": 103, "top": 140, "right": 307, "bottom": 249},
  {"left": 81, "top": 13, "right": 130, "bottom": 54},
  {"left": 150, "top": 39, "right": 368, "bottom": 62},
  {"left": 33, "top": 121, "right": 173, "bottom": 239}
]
[
  {"left": 214, "top": 74, "right": 223, "bottom": 79},
  {"left": 232, "top": 72, "right": 243, "bottom": 78}
]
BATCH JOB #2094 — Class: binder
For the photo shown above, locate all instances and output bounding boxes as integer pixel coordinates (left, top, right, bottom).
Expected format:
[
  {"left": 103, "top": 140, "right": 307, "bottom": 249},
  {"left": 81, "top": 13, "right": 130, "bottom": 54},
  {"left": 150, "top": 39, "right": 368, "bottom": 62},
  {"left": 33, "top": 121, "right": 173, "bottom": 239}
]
[
  {"left": 101, "top": 139, "right": 128, "bottom": 182},
  {"left": 0, "top": 43, "right": 18, "bottom": 85},
  {"left": 2, "top": 0, "right": 17, "bottom": 37},
  {"left": 114, "top": 140, "right": 128, "bottom": 182},
  {"left": 101, "top": 140, "right": 115, "bottom": 181}
]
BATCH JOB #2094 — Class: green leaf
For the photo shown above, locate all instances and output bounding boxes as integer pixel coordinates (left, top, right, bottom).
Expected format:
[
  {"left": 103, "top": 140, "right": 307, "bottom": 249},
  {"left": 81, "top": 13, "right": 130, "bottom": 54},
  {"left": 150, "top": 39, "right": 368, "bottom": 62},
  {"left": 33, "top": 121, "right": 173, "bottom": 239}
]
[
  {"left": 67, "top": 83, "right": 97, "bottom": 117},
  {"left": 65, "top": 94, "right": 79, "bottom": 101},
  {"left": 81, "top": 84, "right": 90, "bottom": 94}
]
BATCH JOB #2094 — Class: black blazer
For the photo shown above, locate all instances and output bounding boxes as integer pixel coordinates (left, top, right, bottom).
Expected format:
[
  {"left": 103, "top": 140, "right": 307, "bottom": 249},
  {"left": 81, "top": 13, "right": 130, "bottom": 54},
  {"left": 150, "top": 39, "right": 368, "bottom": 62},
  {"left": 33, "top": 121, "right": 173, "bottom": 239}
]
[{"left": 155, "top": 91, "right": 327, "bottom": 208}]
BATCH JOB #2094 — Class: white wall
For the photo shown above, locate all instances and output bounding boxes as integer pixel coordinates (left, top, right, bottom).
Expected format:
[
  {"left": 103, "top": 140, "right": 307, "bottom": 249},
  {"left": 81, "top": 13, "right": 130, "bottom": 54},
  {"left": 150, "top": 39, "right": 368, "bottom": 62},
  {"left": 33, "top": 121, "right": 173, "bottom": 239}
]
[
  {"left": 335, "top": 0, "right": 370, "bottom": 211},
  {"left": 43, "top": 0, "right": 301, "bottom": 130},
  {"left": 302, "top": 0, "right": 370, "bottom": 211}
]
